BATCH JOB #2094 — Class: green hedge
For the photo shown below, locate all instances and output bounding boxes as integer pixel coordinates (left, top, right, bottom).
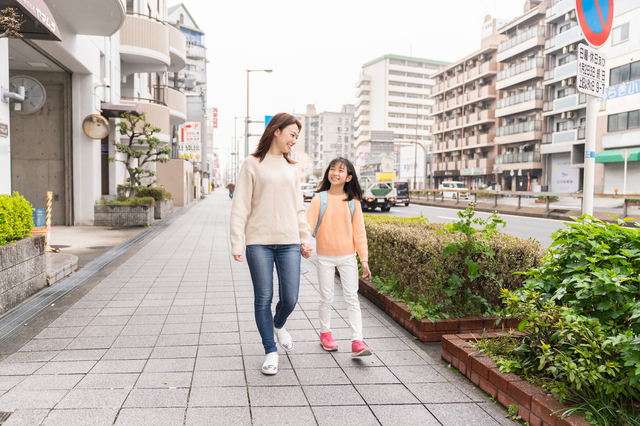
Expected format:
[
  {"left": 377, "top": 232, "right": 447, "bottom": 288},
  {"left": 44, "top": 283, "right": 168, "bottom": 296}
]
[
  {"left": 135, "top": 187, "right": 172, "bottom": 201},
  {"left": 96, "top": 196, "right": 156, "bottom": 206},
  {"left": 0, "top": 192, "right": 35, "bottom": 247},
  {"left": 364, "top": 215, "right": 544, "bottom": 317}
]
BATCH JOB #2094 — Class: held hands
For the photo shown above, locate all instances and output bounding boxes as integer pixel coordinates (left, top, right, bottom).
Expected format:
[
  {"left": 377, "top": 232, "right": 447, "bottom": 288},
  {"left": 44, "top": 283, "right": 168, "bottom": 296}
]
[
  {"left": 361, "top": 261, "right": 371, "bottom": 279},
  {"left": 301, "top": 244, "right": 313, "bottom": 259}
]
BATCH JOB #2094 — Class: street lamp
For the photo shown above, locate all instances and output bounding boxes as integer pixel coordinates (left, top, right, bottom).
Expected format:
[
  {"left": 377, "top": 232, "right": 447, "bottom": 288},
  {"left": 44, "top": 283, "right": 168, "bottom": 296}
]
[{"left": 245, "top": 69, "right": 273, "bottom": 158}]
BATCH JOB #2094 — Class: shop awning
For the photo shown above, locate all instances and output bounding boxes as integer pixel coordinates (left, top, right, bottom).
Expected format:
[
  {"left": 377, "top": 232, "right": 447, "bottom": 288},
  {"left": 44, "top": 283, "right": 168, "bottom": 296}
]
[
  {"left": 0, "top": 0, "right": 62, "bottom": 41},
  {"left": 100, "top": 103, "right": 142, "bottom": 118},
  {"left": 595, "top": 148, "right": 640, "bottom": 163}
]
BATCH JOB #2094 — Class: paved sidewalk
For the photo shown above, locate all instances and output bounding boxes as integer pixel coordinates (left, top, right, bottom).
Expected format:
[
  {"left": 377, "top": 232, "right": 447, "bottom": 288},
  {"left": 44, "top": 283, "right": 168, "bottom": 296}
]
[{"left": 0, "top": 191, "right": 511, "bottom": 426}]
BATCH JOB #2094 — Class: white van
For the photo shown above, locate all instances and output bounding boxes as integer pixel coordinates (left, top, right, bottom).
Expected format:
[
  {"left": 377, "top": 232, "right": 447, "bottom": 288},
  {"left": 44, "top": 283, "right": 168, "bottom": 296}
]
[{"left": 439, "top": 181, "right": 470, "bottom": 200}]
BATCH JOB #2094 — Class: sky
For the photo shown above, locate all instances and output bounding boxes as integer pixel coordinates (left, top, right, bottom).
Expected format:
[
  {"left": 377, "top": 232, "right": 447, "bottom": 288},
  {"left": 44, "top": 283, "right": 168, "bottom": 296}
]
[{"left": 177, "top": 0, "right": 529, "bottom": 172}]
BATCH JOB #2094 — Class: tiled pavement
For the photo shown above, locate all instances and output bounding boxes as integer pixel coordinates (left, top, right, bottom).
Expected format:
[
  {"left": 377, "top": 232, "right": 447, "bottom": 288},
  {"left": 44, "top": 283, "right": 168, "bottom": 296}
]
[{"left": 0, "top": 191, "right": 512, "bottom": 425}]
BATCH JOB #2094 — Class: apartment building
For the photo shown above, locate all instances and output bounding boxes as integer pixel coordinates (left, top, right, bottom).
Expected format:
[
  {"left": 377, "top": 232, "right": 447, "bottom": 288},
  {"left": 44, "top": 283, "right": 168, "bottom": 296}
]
[
  {"left": 495, "top": 1, "right": 549, "bottom": 192},
  {"left": 168, "top": 4, "right": 210, "bottom": 172},
  {"left": 430, "top": 17, "right": 505, "bottom": 190},
  {"left": 354, "top": 54, "right": 448, "bottom": 183},
  {"left": 302, "top": 104, "right": 356, "bottom": 176},
  {"left": 1, "top": 0, "right": 188, "bottom": 224},
  {"left": 594, "top": 2, "right": 640, "bottom": 194}
]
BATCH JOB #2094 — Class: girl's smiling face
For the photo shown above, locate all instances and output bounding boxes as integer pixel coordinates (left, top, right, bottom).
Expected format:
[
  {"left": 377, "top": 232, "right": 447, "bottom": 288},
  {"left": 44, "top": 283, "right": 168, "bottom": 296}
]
[
  {"left": 272, "top": 124, "right": 299, "bottom": 154},
  {"left": 328, "top": 161, "right": 352, "bottom": 187}
]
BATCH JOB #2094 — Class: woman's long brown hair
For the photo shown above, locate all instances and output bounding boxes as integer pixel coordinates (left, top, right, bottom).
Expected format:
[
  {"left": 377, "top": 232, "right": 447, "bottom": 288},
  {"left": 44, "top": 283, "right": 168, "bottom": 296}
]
[{"left": 252, "top": 112, "right": 301, "bottom": 164}]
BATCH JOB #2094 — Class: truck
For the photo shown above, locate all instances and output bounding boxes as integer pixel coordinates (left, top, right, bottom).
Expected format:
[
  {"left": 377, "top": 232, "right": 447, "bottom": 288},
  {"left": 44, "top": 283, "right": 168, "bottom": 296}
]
[{"left": 359, "top": 178, "right": 397, "bottom": 212}]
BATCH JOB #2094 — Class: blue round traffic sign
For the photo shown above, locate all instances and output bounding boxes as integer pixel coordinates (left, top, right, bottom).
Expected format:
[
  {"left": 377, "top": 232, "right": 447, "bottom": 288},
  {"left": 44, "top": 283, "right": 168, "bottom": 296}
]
[{"left": 576, "top": 0, "right": 614, "bottom": 47}]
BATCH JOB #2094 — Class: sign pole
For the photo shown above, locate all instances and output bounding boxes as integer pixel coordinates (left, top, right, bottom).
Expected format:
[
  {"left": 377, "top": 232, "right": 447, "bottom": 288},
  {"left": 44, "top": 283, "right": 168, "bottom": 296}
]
[
  {"left": 624, "top": 157, "right": 628, "bottom": 195},
  {"left": 582, "top": 95, "right": 597, "bottom": 216}
]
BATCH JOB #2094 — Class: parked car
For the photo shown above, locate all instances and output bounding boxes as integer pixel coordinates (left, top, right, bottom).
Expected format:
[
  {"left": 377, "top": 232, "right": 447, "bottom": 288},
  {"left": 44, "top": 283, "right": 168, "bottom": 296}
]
[
  {"left": 301, "top": 183, "right": 317, "bottom": 201},
  {"left": 361, "top": 182, "right": 397, "bottom": 212},
  {"left": 393, "top": 181, "right": 410, "bottom": 206},
  {"left": 439, "top": 181, "right": 469, "bottom": 200}
]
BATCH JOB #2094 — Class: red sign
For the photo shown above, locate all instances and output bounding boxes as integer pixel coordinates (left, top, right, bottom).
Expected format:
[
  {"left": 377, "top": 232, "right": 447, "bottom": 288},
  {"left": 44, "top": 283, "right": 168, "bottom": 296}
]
[
  {"left": 576, "top": 0, "right": 614, "bottom": 48},
  {"left": 213, "top": 118, "right": 218, "bottom": 128},
  {"left": 212, "top": 108, "right": 218, "bottom": 118}
]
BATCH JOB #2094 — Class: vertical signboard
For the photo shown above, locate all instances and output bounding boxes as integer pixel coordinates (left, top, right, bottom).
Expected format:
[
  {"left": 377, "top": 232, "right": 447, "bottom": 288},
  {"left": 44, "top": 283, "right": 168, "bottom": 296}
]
[
  {"left": 212, "top": 108, "right": 218, "bottom": 128},
  {"left": 179, "top": 122, "right": 201, "bottom": 163}
]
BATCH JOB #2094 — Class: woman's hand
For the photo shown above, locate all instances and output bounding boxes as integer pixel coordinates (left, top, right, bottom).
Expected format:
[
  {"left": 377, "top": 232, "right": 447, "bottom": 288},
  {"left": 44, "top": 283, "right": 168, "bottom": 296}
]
[
  {"left": 361, "top": 261, "right": 371, "bottom": 279},
  {"left": 301, "top": 244, "right": 313, "bottom": 259},
  {"left": 233, "top": 255, "right": 243, "bottom": 262}
]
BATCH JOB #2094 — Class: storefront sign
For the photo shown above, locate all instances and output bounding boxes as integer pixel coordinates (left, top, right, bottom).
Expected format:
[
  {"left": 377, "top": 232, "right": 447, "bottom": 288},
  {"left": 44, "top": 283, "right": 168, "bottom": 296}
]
[
  {"left": 0, "top": 0, "right": 62, "bottom": 41},
  {"left": 460, "top": 167, "right": 486, "bottom": 176},
  {"left": 600, "top": 80, "right": 640, "bottom": 101},
  {"left": 0, "top": 123, "right": 8, "bottom": 138},
  {"left": 179, "top": 122, "right": 201, "bottom": 163}
]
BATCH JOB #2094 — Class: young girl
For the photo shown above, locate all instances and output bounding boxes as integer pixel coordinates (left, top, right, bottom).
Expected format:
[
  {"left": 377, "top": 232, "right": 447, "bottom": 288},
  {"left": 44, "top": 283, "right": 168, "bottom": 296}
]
[
  {"left": 230, "top": 112, "right": 313, "bottom": 375},
  {"left": 306, "top": 158, "right": 372, "bottom": 357}
]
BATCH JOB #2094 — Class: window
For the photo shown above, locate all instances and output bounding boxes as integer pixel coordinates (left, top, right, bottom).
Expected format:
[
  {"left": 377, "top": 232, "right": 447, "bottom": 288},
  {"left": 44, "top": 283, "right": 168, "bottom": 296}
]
[
  {"left": 337, "top": 127, "right": 341, "bottom": 132},
  {"left": 320, "top": 136, "right": 323, "bottom": 141},
  {"left": 608, "top": 110, "right": 640, "bottom": 131},
  {"left": 127, "top": 0, "right": 134, "bottom": 12},
  {"left": 610, "top": 61, "right": 640, "bottom": 85},
  {"left": 612, "top": 22, "right": 630, "bottom": 44},
  {"left": 338, "top": 118, "right": 342, "bottom": 124}
]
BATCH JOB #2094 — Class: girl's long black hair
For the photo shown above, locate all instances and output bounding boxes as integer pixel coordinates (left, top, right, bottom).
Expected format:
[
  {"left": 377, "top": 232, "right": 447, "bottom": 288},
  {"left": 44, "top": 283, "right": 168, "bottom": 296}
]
[{"left": 315, "top": 157, "right": 363, "bottom": 202}]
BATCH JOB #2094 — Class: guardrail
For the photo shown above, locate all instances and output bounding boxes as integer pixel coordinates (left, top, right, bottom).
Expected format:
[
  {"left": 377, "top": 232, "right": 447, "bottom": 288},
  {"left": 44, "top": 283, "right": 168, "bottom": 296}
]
[{"left": 409, "top": 189, "right": 640, "bottom": 217}]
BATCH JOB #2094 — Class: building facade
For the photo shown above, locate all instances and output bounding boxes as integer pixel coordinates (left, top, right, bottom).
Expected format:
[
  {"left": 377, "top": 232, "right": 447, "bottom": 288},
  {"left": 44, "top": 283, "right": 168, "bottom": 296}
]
[
  {"left": 495, "top": 1, "right": 549, "bottom": 192},
  {"left": 430, "top": 17, "right": 505, "bottom": 190},
  {"left": 1, "top": 0, "right": 188, "bottom": 225},
  {"left": 354, "top": 54, "right": 448, "bottom": 185}
]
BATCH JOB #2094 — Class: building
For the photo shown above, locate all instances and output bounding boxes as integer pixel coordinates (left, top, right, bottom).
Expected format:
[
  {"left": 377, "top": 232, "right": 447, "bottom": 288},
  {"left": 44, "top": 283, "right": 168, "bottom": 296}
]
[
  {"left": 354, "top": 54, "right": 448, "bottom": 185},
  {"left": 0, "top": 0, "right": 188, "bottom": 225},
  {"left": 594, "top": 1, "right": 640, "bottom": 194},
  {"left": 430, "top": 17, "right": 506, "bottom": 190},
  {"left": 168, "top": 3, "right": 209, "bottom": 173},
  {"left": 495, "top": 1, "right": 549, "bottom": 192},
  {"left": 301, "top": 104, "right": 356, "bottom": 176}
]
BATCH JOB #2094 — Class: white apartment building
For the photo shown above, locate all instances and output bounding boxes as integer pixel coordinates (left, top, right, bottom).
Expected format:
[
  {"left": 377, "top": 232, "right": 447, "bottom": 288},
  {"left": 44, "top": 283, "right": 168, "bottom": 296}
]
[
  {"left": 594, "top": 1, "right": 640, "bottom": 194},
  {"left": 354, "top": 54, "right": 448, "bottom": 182},
  {"left": 0, "top": 0, "right": 188, "bottom": 224}
]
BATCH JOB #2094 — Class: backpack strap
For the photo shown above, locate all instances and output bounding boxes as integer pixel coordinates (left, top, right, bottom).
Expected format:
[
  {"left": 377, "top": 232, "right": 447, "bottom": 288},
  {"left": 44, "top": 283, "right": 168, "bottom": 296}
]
[
  {"left": 312, "top": 191, "right": 328, "bottom": 238},
  {"left": 348, "top": 199, "right": 355, "bottom": 222}
]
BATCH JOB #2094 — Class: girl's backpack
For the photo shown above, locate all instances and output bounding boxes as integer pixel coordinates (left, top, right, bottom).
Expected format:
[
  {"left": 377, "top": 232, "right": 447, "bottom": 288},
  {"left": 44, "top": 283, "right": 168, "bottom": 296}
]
[{"left": 312, "top": 191, "right": 354, "bottom": 238}]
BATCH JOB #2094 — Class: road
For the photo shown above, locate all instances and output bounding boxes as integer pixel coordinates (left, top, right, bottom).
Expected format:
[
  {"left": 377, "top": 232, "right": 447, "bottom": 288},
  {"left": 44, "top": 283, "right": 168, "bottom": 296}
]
[{"left": 304, "top": 201, "right": 565, "bottom": 247}]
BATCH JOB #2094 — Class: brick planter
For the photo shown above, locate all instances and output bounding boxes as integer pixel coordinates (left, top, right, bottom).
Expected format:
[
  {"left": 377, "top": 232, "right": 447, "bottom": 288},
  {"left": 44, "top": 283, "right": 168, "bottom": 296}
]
[
  {"left": 0, "top": 235, "right": 47, "bottom": 316},
  {"left": 358, "top": 278, "right": 519, "bottom": 342},
  {"left": 94, "top": 204, "right": 154, "bottom": 227},
  {"left": 155, "top": 198, "right": 173, "bottom": 219},
  {"left": 441, "top": 334, "right": 590, "bottom": 426}
]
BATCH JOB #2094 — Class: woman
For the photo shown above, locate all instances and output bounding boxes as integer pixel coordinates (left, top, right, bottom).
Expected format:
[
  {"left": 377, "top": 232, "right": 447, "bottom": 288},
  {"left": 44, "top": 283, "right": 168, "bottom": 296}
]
[{"left": 230, "top": 112, "right": 313, "bottom": 375}]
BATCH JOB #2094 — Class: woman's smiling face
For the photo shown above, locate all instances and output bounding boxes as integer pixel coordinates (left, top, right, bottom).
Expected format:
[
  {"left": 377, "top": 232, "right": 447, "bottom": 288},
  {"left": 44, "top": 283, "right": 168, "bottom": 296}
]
[{"left": 272, "top": 124, "right": 299, "bottom": 154}]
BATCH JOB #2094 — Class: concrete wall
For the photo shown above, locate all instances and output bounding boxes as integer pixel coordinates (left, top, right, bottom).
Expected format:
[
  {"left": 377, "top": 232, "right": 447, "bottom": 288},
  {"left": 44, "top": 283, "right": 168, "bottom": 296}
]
[
  {"left": 156, "top": 159, "right": 193, "bottom": 207},
  {"left": 0, "top": 235, "right": 46, "bottom": 316}
]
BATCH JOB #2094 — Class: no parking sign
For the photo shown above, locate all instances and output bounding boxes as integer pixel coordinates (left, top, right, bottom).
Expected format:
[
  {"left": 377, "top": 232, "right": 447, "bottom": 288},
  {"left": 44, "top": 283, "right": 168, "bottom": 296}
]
[{"left": 576, "top": 0, "right": 614, "bottom": 48}]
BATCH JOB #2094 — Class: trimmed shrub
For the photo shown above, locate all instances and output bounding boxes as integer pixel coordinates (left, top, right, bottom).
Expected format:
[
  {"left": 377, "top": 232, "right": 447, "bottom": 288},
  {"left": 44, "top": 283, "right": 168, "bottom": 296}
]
[
  {"left": 365, "top": 213, "right": 544, "bottom": 317},
  {"left": 135, "top": 187, "right": 171, "bottom": 201},
  {"left": 0, "top": 192, "right": 35, "bottom": 247},
  {"left": 96, "top": 196, "right": 155, "bottom": 207}
]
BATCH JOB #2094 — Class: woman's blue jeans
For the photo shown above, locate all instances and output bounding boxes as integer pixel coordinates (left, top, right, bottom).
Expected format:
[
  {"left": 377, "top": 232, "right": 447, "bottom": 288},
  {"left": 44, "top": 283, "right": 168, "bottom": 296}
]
[{"left": 245, "top": 244, "right": 301, "bottom": 354}]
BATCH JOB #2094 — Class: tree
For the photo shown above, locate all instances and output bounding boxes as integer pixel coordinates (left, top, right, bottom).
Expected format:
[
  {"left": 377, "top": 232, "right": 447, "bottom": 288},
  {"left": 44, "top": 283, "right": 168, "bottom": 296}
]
[
  {"left": 0, "top": 7, "right": 24, "bottom": 38},
  {"left": 109, "top": 111, "right": 171, "bottom": 199}
]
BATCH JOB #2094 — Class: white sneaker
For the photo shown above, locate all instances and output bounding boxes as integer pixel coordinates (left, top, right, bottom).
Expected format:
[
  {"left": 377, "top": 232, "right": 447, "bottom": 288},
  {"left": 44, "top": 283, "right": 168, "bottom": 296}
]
[
  {"left": 274, "top": 326, "right": 294, "bottom": 352},
  {"left": 262, "top": 352, "right": 278, "bottom": 375}
]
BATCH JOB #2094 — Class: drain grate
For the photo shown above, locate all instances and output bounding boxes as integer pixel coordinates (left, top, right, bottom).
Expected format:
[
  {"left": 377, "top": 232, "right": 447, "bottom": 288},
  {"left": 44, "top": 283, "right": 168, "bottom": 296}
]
[
  {"left": 51, "top": 245, "right": 70, "bottom": 249},
  {"left": 0, "top": 412, "right": 12, "bottom": 424},
  {"left": 88, "top": 246, "right": 112, "bottom": 250}
]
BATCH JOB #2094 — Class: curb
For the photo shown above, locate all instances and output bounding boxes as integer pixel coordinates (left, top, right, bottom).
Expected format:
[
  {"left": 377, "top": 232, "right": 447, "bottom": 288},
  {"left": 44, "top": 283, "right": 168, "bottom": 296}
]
[
  {"left": 441, "top": 334, "right": 591, "bottom": 426},
  {"left": 358, "top": 278, "right": 519, "bottom": 342}
]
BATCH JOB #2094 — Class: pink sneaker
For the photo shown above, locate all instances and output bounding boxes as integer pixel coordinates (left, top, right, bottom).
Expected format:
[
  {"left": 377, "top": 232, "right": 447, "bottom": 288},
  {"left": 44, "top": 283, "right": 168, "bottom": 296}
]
[
  {"left": 319, "top": 332, "right": 339, "bottom": 351},
  {"left": 351, "top": 340, "right": 372, "bottom": 357}
]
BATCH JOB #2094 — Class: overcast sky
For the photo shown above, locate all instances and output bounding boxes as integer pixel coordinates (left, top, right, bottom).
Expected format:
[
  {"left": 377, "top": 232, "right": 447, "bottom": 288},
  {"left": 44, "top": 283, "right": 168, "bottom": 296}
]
[{"left": 177, "top": 0, "right": 528, "bottom": 170}]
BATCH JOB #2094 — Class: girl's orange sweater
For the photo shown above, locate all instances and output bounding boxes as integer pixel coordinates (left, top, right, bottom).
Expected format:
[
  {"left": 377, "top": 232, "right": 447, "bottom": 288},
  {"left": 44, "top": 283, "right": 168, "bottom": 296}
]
[{"left": 306, "top": 192, "right": 368, "bottom": 262}]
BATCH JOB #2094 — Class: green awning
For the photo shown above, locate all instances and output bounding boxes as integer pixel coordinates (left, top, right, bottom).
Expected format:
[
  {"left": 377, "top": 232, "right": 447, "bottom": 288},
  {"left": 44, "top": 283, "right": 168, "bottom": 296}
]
[{"left": 595, "top": 148, "right": 640, "bottom": 163}]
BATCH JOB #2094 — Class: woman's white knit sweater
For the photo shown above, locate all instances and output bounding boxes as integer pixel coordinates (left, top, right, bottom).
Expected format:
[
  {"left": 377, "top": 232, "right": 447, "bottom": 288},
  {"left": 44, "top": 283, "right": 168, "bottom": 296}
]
[{"left": 230, "top": 154, "right": 311, "bottom": 256}]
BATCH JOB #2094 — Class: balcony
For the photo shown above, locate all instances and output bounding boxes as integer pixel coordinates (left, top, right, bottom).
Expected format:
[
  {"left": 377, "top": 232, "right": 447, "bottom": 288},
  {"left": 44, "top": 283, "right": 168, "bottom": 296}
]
[
  {"left": 495, "top": 120, "right": 542, "bottom": 144},
  {"left": 467, "top": 62, "right": 500, "bottom": 80},
  {"left": 120, "top": 13, "right": 170, "bottom": 75},
  {"left": 465, "top": 134, "right": 495, "bottom": 147},
  {"left": 497, "top": 26, "right": 546, "bottom": 62},
  {"left": 465, "top": 109, "right": 495, "bottom": 126},
  {"left": 495, "top": 152, "right": 541, "bottom": 164},
  {"left": 168, "top": 25, "right": 187, "bottom": 73},
  {"left": 447, "top": 161, "right": 460, "bottom": 171},
  {"left": 497, "top": 57, "right": 545, "bottom": 90},
  {"left": 168, "top": 87, "right": 187, "bottom": 125},
  {"left": 120, "top": 97, "right": 171, "bottom": 142},
  {"left": 496, "top": 89, "right": 543, "bottom": 117},
  {"left": 53, "top": 0, "right": 125, "bottom": 36},
  {"left": 543, "top": 92, "right": 587, "bottom": 116},
  {"left": 546, "top": 0, "right": 575, "bottom": 23},
  {"left": 551, "top": 128, "right": 586, "bottom": 144},
  {"left": 356, "top": 74, "right": 371, "bottom": 88},
  {"left": 545, "top": 25, "right": 583, "bottom": 55}
]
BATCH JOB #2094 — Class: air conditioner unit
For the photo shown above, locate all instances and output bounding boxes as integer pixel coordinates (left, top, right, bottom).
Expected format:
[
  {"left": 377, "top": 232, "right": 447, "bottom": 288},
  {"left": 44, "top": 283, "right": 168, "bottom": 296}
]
[
  {"left": 567, "top": 111, "right": 576, "bottom": 119},
  {"left": 565, "top": 12, "right": 571, "bottom": 21},
  {"left": 561, "top": 112, "right": 567, "bottom": 119},
  {"left": 458, "top": 87, "right": 463, "bottom": 93},
  {"left": 438, "top": 95, "right": 444, "bottom": 100},
  {"left": 479, "top": 54, "right": 485, "bottom": 61},
  {"left": 456, "top": 65, "right": 463, "bottom": 72},
  {"left": 562, "top": 46, "right": 569, "bottom": 55},
  {"left": 478, "top": 78, "right": 485, "bottom": 85},
  {"left": 569, "top": 44, "right": 576, "bottom": 52},
  {"left": 455, "top": 108, "right": 461, "bottom": 114},
  {"left": 477, "top": 102, "right": 484, "bottom": 108},
  {"left": 567, "top": 78, "right": 575, "bottom": 86},
  {"left": 561, "top": 79, "right": 567, "bottom": 87},
  {"left": 569, "top": 10, "right": 576, "bottom": 19},
  {"left": 475, "top": 148, "right": 482, "bottom": 153}
]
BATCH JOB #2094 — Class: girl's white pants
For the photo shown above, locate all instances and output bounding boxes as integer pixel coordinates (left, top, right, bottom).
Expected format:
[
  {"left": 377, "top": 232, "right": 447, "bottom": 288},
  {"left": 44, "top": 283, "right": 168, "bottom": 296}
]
[{"left": 316, "top": 253, "right": 363, "bottom": 341}]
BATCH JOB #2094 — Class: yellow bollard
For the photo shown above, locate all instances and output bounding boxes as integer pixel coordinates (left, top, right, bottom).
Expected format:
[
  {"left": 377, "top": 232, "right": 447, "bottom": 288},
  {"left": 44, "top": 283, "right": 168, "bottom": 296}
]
[{"left": 45, "top": 191, "right": 59, "bottom": 253}]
